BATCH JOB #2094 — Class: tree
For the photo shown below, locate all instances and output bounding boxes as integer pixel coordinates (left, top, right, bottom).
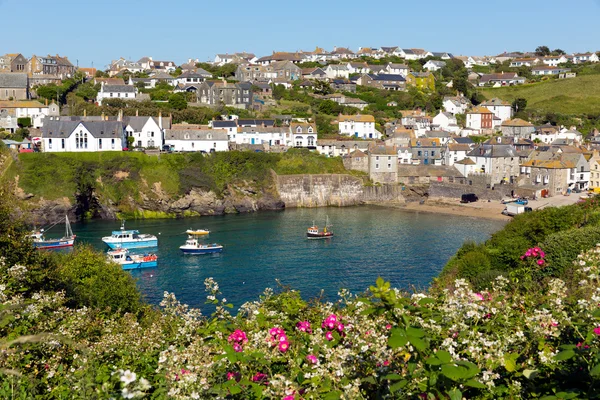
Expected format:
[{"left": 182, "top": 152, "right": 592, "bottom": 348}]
[
  {"left": 512, "top": 98, "right": 527, "bottom": 113},
  {"left": 75, "top": 83, "right": 99, "bottom": 101},
  {"left": 126, "top": 136, "right": 135, "bottom": 149},
  {"left": 535, "top": 46, "right": 551, "bottom": 56},
  {"left": 95, "top": 70, "right": 109, "bottom": 78},
  {"left": 272, "top": 84, "right": 287, "bottom": 100},
  {"left": 168, "top": 93, "right": 188, "bottom": 110},
  {"left": 552, "top": 49, "right": 566, "bottom": 56},
  {"left": 312, "top": 80, "right": 333, "bottom": 96}
]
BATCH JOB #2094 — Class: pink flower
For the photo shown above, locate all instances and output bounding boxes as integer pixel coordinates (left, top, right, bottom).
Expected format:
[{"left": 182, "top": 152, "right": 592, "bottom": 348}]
[
  {"left": 269, "top": 327, "right": 281, "bottom": 337},
  {"left": 283, "top": 396, "right": 295, "bottom": 400},
  {"left": 385, "top": 324, "right": 392, "bottom": 330},
  {"left": 181, "top": 368, "right": 190, "bottom": 375},
  {"left": 252, "top": 372, "right": 269, "bottom": 385},
  {"left": 306, "top": 354, "right": 318, "bottom": 364},
  {"left": 337, "top": 323, "right": 345, "bottom": 332},
  {"left": 520, "top": 255, "right": 525, "bottom": 260},
  {"left": 233, "top": 343, "right": 243, "bottom": 353},
  {"left": 593, "top": 327, "right": 600, "bottom": 335},
  {"left": 228, "top": 329, "right": 248, "bottom": 344},
  {"left": 279, "top": 334, "right": 288, "bottom": 342},
  {"left": 296, "top": 321, "right": 312, "bottom": 333},
  {"left": 537, "top": 259, "right": 545, "bottom": 266},
  {"left": 383, "top": 360, "right": 390, "bottom": 366},
  {"left": 279, "top": 341, "right": 290, "bottom": 352},
  {"left": 227, "top": 371, "right": 240, "bottom": 381},
  {"left": 474, "top": 293, "right": 485, "bottom": 301},
  {"left": 325, "top": 331, "right": 334, "bottom": 341}
]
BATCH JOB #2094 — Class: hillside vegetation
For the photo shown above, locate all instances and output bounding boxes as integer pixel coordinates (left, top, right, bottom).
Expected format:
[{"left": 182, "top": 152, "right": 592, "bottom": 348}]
[{"left": 480, "top": 74, "right": 600, "bottom": 115}]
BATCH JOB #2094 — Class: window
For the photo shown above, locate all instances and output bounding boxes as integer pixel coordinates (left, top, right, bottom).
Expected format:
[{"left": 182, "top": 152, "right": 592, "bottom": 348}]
[
  {"left": 213, "top": 142, "right": 216, "bottom": 148},
  {"left": 61, "top": 139, "right": 65, "bottom": 149},
  {"left": 99, "top": 139, "right": 102, "bottom": 149},
  {"left": 417, "top": 151, "right": 422, "bottom": 156},
  {"left": 111, "top": 138, "right": 115, "bottom": 149},
  {"left": 431, "top": 151, "right": 435, "bottom": 157},
  {"left": 387, "top": 163, "right": 391, "bottom": 169},
  {"left": 424, "top": 151, "right": 428, "bottom": 157},
  {"left": 376, "top": 156, "right": 379, "bottom": 161},
  {"left": 375, "top": 163, "right": 379, "bottom": 169},
  {"left": 388, "top": 156, "right": 391, "bottom": 161},
  {"left": 48, "top": 138, "right": 52, "bottom": 149}
]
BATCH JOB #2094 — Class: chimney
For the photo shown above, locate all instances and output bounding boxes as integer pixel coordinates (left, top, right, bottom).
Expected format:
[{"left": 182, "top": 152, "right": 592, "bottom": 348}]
[
  {"left": 118, "top": 109, "right": 123, "bottom": 122},
  {"left": 45, "top": 98, "right": 48, "bottom": 106},
  {"left": 83, "top": 109, "right": 87, "bottom": 117},
  {"left": 135, "top": 109, "right": 139, "bottom": 117},
  {"left": 101, "top": 112, "right": 105, "bottom": 120},
  {"left": 159, "top": 110, "right": 163, "bottom": 129}
]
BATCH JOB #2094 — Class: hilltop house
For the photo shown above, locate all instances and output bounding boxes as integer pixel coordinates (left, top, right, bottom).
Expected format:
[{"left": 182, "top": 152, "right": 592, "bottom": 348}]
[
  {"left": 0, "top": 100, "right": 59, "bottom": 130},
  {"left": 338, "top": 114, "right": 380, "bottom": 139},
  {"left": 478, "top": 73, "right": 525, "bottom": 87},
  {"left": 501, "top": 119, "right": 535, "bottom": 139},
  {"left": 0, "top": 73, "right": 29, "bottom": 100},
  {"left": 443, "top": 96, "right": 470, "bottom": 115},
  {"left": 423, "top": 60, "right": 446, "bottom": 72},
  {"left": 324, "top": 64, "right": 350, "bottom": 79},
  {"left": 41, "top": 119, "right": 125, "bottom": 152},
  {"left": 356, "top": 74, "right": 406, "bottom": 91},
  {"left": 480, "top": 98, "right": 513, "bottom": 123},
  {"left": 164, "top": 128, "right": 229, "bottom": 152},
  {"left": 0, "top": 54, "right": 28, "bottom": 72},
  {"left": 97, "top": 84, "right": 138, "bottom": 105},
  {"left": 28, "top": 54, "right": 76, "bottom": 79},
  {"left": 197, "top": 81, "right": 253, "bottom": 109},
  {"left": 385, "top": 63, "right": 409, "bottom": 76}
]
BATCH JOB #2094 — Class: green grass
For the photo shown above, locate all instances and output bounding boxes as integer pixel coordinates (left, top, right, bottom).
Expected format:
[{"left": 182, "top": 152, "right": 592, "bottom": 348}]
[{"left": 480, "top": 74, "right": 600, "bottom": 115}]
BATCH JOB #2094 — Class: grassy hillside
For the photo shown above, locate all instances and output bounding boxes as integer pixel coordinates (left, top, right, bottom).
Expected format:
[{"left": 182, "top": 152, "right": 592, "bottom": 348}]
[
  {"left": 480, "top": 74, "right": 600, "bottom": 115},
  {"left": 1, "top": 150, "right": 360, "bottom": 202}
]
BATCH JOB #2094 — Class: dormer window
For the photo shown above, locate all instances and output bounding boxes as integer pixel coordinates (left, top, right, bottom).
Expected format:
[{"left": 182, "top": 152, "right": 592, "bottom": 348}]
[
  {"left": 296, "top": 126, "right": 302, "bottom": 133},
  {"left": 185, "top": 133, "right": 190, "bottom": 140},
  {"left": 307, "top": 127, "right": 313, "bottom": 133}
]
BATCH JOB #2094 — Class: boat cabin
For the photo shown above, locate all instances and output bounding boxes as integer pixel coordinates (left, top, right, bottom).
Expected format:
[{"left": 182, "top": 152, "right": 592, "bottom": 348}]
[{"left": 109, "top": 230, "right": 141, "bottom": 240}]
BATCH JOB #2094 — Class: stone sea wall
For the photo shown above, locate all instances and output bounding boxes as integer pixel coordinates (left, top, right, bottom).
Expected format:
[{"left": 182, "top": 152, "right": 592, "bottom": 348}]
[{"left": 275, "top": 174, "right": 405, "bottom": 208}]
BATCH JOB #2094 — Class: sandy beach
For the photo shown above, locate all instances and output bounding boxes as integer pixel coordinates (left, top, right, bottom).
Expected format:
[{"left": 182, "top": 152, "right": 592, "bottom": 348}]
[{"left": 373, "top": 194, "right": 583, "bottom": 222}]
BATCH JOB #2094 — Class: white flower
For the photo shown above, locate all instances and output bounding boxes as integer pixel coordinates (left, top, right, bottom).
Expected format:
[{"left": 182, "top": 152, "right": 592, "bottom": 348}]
[
  {"left": 121, "top": 388, "right": 135, "bottom": 399},
  {"left": 120, "top": 370, "right": 137, "bottom": 386},
  {"left": 138, "top": 377, "right": 151, "bottom": 391}
]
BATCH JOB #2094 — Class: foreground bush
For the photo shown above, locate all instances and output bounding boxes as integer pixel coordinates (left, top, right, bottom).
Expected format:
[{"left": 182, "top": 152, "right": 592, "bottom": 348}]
[{"left": 2, "top": 244, "right": 600, "bottom": 398}]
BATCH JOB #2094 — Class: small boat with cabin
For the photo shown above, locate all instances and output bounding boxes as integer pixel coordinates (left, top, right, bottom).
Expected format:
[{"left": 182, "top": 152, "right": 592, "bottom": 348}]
[
  {"left": 30, "top": 215, "right": 76, "bottom": 249},
  {"left": 102, "top": 221, "right": 158, "bottom": 249},
  {"left": 179, "top": 234, "right": 223, "bottom": 255},
  {"left": 307, "top": 216, "right": 334, "bottom": 239},
  {"left": 107, "top": 248, "right": 158, "bottom": 270},
  {"left": 185, "top": 229, "right": 210, "bottom": 235}
]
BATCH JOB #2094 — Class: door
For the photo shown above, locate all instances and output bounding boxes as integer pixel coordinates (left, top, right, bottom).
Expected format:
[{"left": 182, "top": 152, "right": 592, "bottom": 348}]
[{"left": 251, "top": 138, "right": 255, "bottom": 144}]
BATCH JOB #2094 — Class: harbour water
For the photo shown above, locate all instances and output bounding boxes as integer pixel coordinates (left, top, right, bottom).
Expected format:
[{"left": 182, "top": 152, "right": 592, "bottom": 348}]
[{"left": 70, "top": 206, "right": 505, "bottom": 309}]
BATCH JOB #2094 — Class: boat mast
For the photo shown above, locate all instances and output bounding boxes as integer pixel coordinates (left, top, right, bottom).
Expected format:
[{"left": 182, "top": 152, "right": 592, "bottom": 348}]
[{"left": 65, "top": 215, "right": 73, "bottom": 237}]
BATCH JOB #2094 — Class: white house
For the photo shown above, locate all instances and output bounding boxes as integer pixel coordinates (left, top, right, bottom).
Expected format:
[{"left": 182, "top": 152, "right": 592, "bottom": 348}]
[
  {"left": 347, "top": 62, "right": 370, "bottom": 75},
  {"left": 289, "top": 122, "right": 317, "bottom": 148},
  {"left": 124, "top": 115, "right": 170, "bottom": 149},
  {"left": 444, "top": 143, "right": 471, "bottom": 166},
  {"left": 572, "top": 52, "right": 599, "bottom": 64},
  {"left": 432, "top": 111, "right": 460, "bottom": 134},
  {"left": 386, "top": 63, "right": 409, "bottom": 76},
  {"left": 397, "top": 146, "right": 412, "bottom": 164},
  {"left": 174, "top": 70, "right": 213, "bottom": 86},
  {"left": 164, "top": 128, "right": 229, "bottom": 152},
  {"left": 211, "top": 120, "right": 238, "bottom": 141},
  {"left": 0, "top": 100, "right": 59, "bottom": 129},
  {"left": 234, "top": 126, "right": 289, "bottom": 146},
  {"left": 41, "top": 119, "right": 125, "bottom": 152},
  {"left": 531, "top": 66, "right": 571, "bottom": 76},
  {"left": 338, "top": 114, "right": 380, "bottom": 139},
  {"left": 325, "top": 65, "right": 350, "bottom": 79},
  {"left": 97, "top": 83, "right": 138, "bottom": 105},
  {"left": 443, "top": 96, "right": 470, "bottom": 115},
  {"left": 423, "top": 60, "right": 446, "bottom": 71},
  {"left": 480, "top": 98, "right": 513, "bottom": 123},
  {"left": 541, "top": 55, "right": 568, "bottom": 67},
  {"left": 465, "top": 106, "right": 494, "bottom": 133},
  {"left": 316, "top": 140, "right": 371, "bottom": 157}
]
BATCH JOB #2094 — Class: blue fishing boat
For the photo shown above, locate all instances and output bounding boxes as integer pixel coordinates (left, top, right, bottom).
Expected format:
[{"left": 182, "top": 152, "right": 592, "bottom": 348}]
[
  {"left": 30, "top": 216, "right": 76, "bottom": 249},
  {"left": 180, "top": 235, "right": 223, "bottom": 255},
  {"left": 107, "top": 248, "right": 158, "bottom": 270},
  {"left": 102, "top": 221, "right": 158, "bottom": 249}
]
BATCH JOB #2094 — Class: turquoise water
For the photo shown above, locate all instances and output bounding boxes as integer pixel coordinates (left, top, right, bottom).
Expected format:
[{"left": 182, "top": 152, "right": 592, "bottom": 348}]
[{"left": 69, "top": 206, "right": 504, "bottom": 309}]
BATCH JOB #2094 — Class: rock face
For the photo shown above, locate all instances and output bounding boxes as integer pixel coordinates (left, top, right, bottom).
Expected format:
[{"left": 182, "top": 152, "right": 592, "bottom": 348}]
[{"left": 276, "top": 174, "right": 405, "bottom": 207}]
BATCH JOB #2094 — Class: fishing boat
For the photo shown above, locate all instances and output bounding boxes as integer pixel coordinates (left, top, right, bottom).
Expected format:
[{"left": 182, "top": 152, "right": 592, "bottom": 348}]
[
  {"left": 102, "top": 221, "right": 158, "bottom": 249},
  {"left": 107, "top": 248, "right": 158, "bottom": 270},
  {"left": 30, "top": 215, "right": 76, "bottom": 249},
  {"left": 185, "top": 229, "right": 210, "bottom": 235},
  {"left": 307, "top": 216, "right": 334, "bottom": 239},
  {"left": 180, "top": 234, "right": 223, "bottom": 255}
]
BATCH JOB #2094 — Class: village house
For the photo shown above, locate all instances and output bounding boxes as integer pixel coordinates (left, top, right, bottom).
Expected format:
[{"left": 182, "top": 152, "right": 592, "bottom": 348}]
[
  {"left": 509, "top": 57, "right": 541, "bottom": 67},
  {"left": 385, "top": 63, "right": 409, "bottom": 76},
  {"left": 324, "top": 64, "right": 350, "bottom": 80},
  {"left": 369, "top": 145, "right": 398, "bottom": 184},
  {"left": 41, "top": 119, "right": 125, "bottom": 152},
  {"left": 540, "top": 55, "right": 568, "bottom": 67},
  {"left": 464, "top": 144, "right": 520, "bottom": 185},
  {"left": 501, "top": 118, "right": 535, "bottom": 139},
  {"left": 338, "top": 114, "right": 380, "bottom": 139},
  {"left": 0, "top": 54, "right": 28, "bottom": 72},
  {"left": 0, "top": 100, "right": 59, "bottom": 130},
  {"left": 531, "top": 66, "right": 571, "bottom": 76},
  {"left": 410, "top": 138, "right": 443, "bottom": 165},
  {"left": 97, "top": 83, "right": 138, "bottom": 105},
  {"left": 28, "top": 54, "right": 76, "bottom": 79},
  {"left": 520, "top": 151, "right": 589, "bottom": 196},
  {"left": 425, "top": 130, "right": 452, "bottom": 146},
  {"left": 443, "top": 95, "right": 470, "bottom": 115},
  {"left": 316, "top": 140, "right": 371, "bottom": 157},
  {"left": 173, "top": 70, "right": 212, "bottom": 86},
  {"left": 164, "top": 127, "right": 229, "bottom": 152},
  {"left": 465, "top": 106, "right": 493, "bottom": 133},
  {"left": 210, "top": 120, "right": 238, "bottom": 140},
  {"left": 423, "top": 60, "right": 446, "bottom": 72},
  {"left": 356, "top": 74, "right": 406, "bottom": 91},
  {"left": 213, "top": 53, "right": 257, "bottom": 66},
  {"left": 444, "top": 143, "right": 472, "bottom": 166},
  {"left": 197, "top": 81, "right": 253, "bottom": 109},
  {"left": 301, "top": 67, "right": 328, "bottom": 80},
  {"left": 256, "top": 52, "right": 305, "bottom": 65},
  {"left": 480, "top": 98, "right": 513, "bottom": 123},
  {"left": 571, "top": 52, "right": 599, "bottom": 64},
  {"left": 346, "top": 62, "right": 370, "bottom": 75},
  {"left": 406, "top": 72, "right": 435, "bottom": 91},
  {"left": 331, "top": 79, "right": 356, "bottom": 93},
  {"left": 234, "top": 126, "right": 289, "bottom": 146},
  {"left": 289, "top": 122, "right": 318, "bottom": 148},
  {"left": 432, "top": 111, "right": 460, "bottom": 134},
  {"left": 331, "top": 47, "right": 357, "bottom": 60},
  {"left": 124, "top": 114, "right": 171, "bottom": 149},
  {"left": 588, "top": 151, "right": 600, "bottom": 190},
  {"left": 478, "top": 73, "right": 525, "bottom": 87},
  {"left": 0, "top": 73, "right": 29, "bottom": 100}
]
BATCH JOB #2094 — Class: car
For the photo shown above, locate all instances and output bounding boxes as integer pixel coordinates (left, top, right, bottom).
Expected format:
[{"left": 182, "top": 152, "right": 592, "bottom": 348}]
[
  {"left": 460, "top": 193, "right": 478, "bottom": 203},
  {"left": 132, "top": 147, "right": 145, "bottom": 152},
  {"left": 161, "top": 145, "right": 173, "bottom": 153}
]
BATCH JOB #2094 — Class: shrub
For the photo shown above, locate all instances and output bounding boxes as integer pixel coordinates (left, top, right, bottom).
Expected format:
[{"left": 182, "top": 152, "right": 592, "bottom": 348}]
[
  {"left": 541, "top": 225, "right": 600, "bottom": 277},
  {"left": 16, "top": 117, "right": 32, "bottom": 128},
  {"left": 455, "top": 248, "right": 491, "bottom": 280}
]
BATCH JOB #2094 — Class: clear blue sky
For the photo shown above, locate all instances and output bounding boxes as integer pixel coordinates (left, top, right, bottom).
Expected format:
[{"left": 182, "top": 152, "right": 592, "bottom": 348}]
[{"left": 2, "top": 0, "right": 599, "bottom": 68}]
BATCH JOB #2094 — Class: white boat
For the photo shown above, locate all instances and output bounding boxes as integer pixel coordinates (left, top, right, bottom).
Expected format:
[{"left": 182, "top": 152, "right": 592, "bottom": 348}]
[
  {"left": 185, "top": 229, "right": 210, "bottom": 235},
  {"left": 180, "top": 235, "right": 223, "bottom": 255},
  {"left": 102, "top": 221, "right": 158, "bottom": 249},
  {"left": 107, "top": 248, "right": 158, "bottom": 270},
  {"left": 30, "top": 215, "right": 76, "bottom": 249}
]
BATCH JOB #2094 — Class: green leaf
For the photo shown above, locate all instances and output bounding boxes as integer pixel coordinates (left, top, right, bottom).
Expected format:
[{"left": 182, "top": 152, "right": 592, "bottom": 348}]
[
  {"left": 441, "top": 365, "right": 465, "bottom": 381},
  {"left": 426, "top": 357, "right": 442, "bottom": 366},
  {"left": 554, "top": 350, "right": 575, "bottom": 361},
  {"left": 388, "top": 329, "right": 408, "bottom": 349},
  {"left": 436, "top": 350, "right": 452, "bottom": 364},
  {"left": 360, "top": 308, "right": 376, "bottom": 316},
  {"left": 464, "top": 379, "right": 487, "bottom": 389},
  {"left": 447, "top": 388, "right": 462, "bottom": 400},
  {"left": 592, "top": 309, "right": 600, "bottom": 318},
  {"left": 590, "top": 363, "right": 600, "bottom": 377},
  {"left": 228, "top": 385, "right": 242, "bottom": 395},
  {"left": 408, "top": 336, "right": 428, "bottom": 352},
  {"left": 362, "top": 376, "right": 377, "bottom": 385},
  {"left": 389, "top": 380, "right": 408, "bottom": 393},
  {"left": 323, "top": 391, "right": 342, "bottom": 400},
  {"left": 418, "top": 297, "right": 435, "bottom": 306},
  {"left": 376, "top": 276, "right": 384, "bottom": 288},
  {"left": 523, "top": 369, "right": 538, "bottom": 379},
  {"left": 406, "top": 327, "right": 425, "bottom": 338},
  {"left": 383, "top": 373, "right": 403, "bottom": 381},
  {"left": 504, "top": 353, "right": 519, "bottom": 372}
]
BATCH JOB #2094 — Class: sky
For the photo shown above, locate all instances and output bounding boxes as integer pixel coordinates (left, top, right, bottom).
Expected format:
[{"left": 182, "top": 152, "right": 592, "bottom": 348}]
[{"left": 2, "top": 0, "right": 599, "bottom": 68}]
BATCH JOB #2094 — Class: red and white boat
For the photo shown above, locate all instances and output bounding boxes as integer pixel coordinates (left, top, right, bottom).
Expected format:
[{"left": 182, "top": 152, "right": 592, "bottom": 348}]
[{"left": 307, "top": 216, "right": 333, "bottom": 239}]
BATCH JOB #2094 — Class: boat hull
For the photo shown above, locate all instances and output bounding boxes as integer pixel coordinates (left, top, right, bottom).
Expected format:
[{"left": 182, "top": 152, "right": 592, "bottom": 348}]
[
  {"left": 307, "top": 232, "right": 334, "bottom": 239},
  {"left": 33, "top": 238, "right": 76, "bottom": 249},
  {"left": 121, "top": 260, "right": 158, "bottom": 270},
  {"left": 103, "top": 239, "right": 158, "bottom": 250},
  {"left": 180, "top": 246, "right": 223, "bottom": 255}
]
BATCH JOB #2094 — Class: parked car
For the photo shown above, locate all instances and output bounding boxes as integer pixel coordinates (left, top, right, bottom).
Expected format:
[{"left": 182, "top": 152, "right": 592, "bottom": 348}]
[{"left": 460, "top": 193, "right": 478, "bottom": 203}]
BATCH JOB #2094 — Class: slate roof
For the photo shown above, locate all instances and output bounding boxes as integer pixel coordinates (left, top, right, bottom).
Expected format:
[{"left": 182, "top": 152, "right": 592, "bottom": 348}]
[
  {"left": 0, "top": 100, "right": 45, "bottom": 109},
  {"left": 467, "top": 144, "right": 517, "bottom": 158},
  {"left": 370, "top": 74, "right": 406, "bottom": 82},
  {"left": 338, "top": 114, "right": 375, "bottom": 123},
  {"left": 123, "top": 116, "right": 172, "bottom": 131},
  {"left": 501, "top": 118, "right": 534, "bottom": 127},
  {"left": 212, "top": 120, "right": 237, "bottom": 128},
  {"left": 481, "top": 98, "right": 511, "bottom": 106},
  {"left": 41, "top": 120, "right": 123, "bottom": 138},
  {"left": 102, "top": 85, "right": 136, "bottom": 93},
  {"left": 237, "top": 119, "right": 275, "bottom": 127},
  {"left": 0, "top": 73, "right": 27, "bottom": 88},
  {"left": 452, "top": 137, "right": 474, "bottom": 145}
]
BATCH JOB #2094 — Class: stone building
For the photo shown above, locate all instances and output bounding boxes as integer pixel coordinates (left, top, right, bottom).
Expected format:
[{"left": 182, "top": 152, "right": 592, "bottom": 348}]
[
  {"left": 501, "top": 118, "right": 535, "bottom": 139},
  {"left": 369, "top": 145, "right": 398, "bottom": 184},
  {"left": 0, "top": 73, "right": 29, "bottom": 100}
]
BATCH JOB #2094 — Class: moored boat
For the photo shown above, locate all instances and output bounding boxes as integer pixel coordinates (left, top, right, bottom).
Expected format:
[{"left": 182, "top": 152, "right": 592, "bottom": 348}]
[
  {"left": 307, "top": 216, "right": 334, "bottom": 239},
  {"left": 180, "top": 235, "right": 223, "bottom": 255},
  {"left": 107, "top": 248, "right": 158, "bottom": 270},
  {"left": 31, "top": 215, "right": 76, "bottom": 249},
  {"left": 102, "top": 221, "right": 158, "bottom": 249},
  {"left": 185, "top": 229, "right": 210, "bottom": 235}
]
